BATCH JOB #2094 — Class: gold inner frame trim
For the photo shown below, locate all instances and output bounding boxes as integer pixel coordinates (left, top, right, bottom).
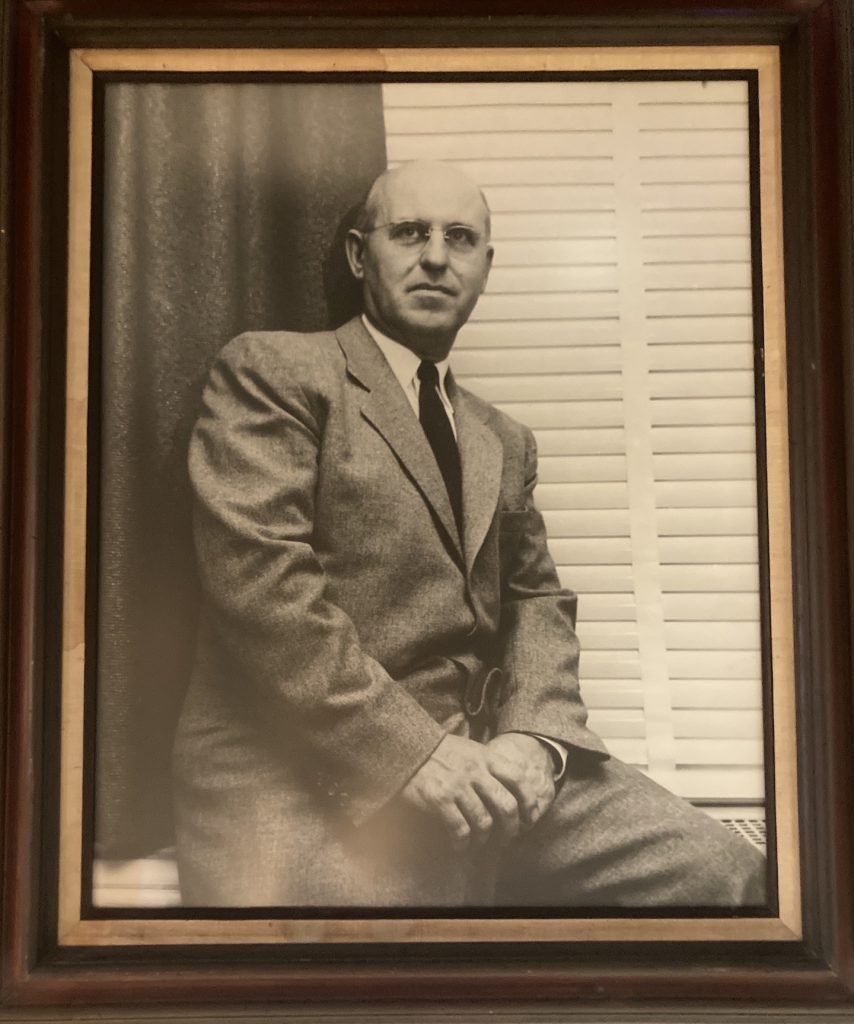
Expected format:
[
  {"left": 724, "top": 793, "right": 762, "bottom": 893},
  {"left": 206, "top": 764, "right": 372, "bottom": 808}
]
[{"left": 60, "top": 45, "right": 799, "bottom": 947}]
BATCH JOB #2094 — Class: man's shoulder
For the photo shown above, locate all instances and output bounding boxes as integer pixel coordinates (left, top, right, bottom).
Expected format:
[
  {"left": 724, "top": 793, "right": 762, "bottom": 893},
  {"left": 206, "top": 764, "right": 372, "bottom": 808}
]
[{"left": 215, "top": 327, "right": 344, "bottom": 382}]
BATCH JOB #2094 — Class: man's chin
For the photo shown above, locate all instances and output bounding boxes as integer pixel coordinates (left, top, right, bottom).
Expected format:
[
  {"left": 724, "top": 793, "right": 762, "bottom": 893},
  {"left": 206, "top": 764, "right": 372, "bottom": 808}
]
[
  {"left": 385, "top": 314, "right": 460, "bottom": 359},
  {"left": 400, "top": 301, "right": 463, "bottom": 334}
]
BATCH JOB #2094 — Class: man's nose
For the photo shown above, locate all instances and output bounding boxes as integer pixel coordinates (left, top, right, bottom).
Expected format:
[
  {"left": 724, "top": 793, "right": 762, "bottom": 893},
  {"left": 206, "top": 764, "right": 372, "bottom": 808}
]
[{"left": 419, "top": 229, "right": 450, "bottom": 269}]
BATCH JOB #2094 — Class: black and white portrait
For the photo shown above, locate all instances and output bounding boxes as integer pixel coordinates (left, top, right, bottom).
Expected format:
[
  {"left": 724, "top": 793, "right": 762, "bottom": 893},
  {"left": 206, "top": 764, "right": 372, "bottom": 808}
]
[{"left": 82, "top": 70, "right": 785, "bottom": 919}]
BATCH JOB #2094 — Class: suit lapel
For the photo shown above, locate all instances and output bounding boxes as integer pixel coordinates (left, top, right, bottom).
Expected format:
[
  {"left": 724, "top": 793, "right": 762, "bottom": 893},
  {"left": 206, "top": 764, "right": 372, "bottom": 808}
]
[
  {"left": 335, "top": 318, "right": 464, "bottom": 562},
  {"left": 448, "top": 374, "right": 504, "bottom": 574}
]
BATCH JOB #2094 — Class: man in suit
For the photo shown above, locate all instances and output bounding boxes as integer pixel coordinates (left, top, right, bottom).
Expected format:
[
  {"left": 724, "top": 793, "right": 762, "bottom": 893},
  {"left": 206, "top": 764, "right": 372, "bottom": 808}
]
[{"left": 173, "top": 160, "right": 765, "bottom": 908}]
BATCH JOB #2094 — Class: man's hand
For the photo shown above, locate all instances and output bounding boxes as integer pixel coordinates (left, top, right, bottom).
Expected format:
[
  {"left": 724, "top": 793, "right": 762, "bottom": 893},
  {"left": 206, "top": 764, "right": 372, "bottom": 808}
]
[
  {"left": 400, "top": 734, "right": 521, "bottom": 849},
  {"left": 484, "top": 733, "right": 557, "bottom": 830}
]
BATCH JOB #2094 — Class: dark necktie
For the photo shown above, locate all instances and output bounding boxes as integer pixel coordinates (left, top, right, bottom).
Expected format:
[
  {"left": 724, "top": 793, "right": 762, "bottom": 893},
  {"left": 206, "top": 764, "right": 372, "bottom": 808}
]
[{"left": 417, "top": 360, "right": 463, "bottom": 536}]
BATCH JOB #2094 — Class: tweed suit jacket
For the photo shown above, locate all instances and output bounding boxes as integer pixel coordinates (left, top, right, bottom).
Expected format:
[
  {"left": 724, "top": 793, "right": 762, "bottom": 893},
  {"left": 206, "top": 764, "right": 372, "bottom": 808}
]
[{"left": 172, "top": 315, "right": 607, "bottom": 906}]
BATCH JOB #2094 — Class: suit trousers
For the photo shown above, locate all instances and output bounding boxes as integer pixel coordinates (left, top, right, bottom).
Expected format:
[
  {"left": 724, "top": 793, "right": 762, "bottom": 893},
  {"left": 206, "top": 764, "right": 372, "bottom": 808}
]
[{"left": 491, "top": 754, "right": 766, "bottom": 907}]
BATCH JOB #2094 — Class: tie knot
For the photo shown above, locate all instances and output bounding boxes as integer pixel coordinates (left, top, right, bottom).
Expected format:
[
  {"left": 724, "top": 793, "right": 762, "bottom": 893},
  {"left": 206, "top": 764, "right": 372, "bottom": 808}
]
[{"left": 417, "top": 360, "right": 440, "bottom": 388}]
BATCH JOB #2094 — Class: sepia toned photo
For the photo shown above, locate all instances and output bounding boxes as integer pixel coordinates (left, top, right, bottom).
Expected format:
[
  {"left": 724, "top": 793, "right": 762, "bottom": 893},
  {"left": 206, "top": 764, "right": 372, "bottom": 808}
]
[
  {"left": 5, "top": 0, "right": 854, "bottom": 1013},
  {"left": 58, "top": 48, "right": 798, "bottom": 944}
]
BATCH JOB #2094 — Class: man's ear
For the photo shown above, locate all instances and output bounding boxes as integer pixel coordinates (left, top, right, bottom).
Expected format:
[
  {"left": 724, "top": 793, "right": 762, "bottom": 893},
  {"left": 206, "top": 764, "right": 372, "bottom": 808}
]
[
  {"left": 345, "top": 229, "right": 366, "bottom": 280},
  {"left": 480, "top": 244, "right": 495, "bottom": 294}
]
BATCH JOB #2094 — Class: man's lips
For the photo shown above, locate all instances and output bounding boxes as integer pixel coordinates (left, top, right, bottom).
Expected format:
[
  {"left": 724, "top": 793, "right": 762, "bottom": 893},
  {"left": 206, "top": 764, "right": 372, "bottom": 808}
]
[{"left": 407, "top": 283, "right": 457, "bottom": 296}]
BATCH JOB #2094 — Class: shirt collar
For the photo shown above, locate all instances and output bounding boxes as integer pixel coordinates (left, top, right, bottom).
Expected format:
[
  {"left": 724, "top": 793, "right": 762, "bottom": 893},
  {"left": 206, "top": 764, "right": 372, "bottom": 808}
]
[{"left": 361, "top": 315, "right": 451, "bottom": 395}]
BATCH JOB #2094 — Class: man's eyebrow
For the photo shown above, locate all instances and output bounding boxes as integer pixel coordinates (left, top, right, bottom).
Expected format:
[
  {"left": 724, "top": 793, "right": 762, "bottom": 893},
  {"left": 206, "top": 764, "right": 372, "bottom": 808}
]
[{"left": 394, "top": 218, "right": 479, "bottom": 227}]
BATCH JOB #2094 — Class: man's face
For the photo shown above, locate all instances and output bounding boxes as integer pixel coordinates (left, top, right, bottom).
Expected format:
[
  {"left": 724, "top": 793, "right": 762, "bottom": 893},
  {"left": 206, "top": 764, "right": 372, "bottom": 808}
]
[{"left": 346, "top": 163, "right": 493, "bottom": 361}]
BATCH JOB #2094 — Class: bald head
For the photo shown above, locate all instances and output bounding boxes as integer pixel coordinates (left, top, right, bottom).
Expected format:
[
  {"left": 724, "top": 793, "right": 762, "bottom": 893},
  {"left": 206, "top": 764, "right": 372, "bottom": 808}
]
[{"left": 355, "top": 161, "right": 491, "bottom": 240}]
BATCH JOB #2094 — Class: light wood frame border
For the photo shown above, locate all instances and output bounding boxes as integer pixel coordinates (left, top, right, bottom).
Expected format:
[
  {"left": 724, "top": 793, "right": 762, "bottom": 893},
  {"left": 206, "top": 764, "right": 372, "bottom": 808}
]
[{"left": 59, "top": 44, "right": 798, "bottom": 948}]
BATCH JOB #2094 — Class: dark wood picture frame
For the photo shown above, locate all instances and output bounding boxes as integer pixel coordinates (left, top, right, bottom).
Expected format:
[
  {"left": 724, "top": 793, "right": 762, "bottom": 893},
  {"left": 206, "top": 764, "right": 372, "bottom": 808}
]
[{"left": 1, "top": 1, "right": 853, "bottom": 1021}]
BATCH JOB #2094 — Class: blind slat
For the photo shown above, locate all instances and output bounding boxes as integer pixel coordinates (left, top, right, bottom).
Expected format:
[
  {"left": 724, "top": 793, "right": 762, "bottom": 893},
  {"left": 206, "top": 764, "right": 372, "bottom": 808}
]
[
  {"left": 557, "top": 565, "right": 634, "bottom": 592},
  {"left": 537, "top": 455, "right": 627, "bottom": 484},
  {"left": 661, "top": 592, "right": 760, "bottom": 621},
  {"left": 642, "top": 183, "right": 749, "bottom": 210},
  {"left": 485, "top": 183, "right": 617, "bottom": 212},
  {"left": 659, "top": 564, "right": 759, "bottom": 591},
  {"left": 472, "top": 291, "right": 618, "bottom": 321},
  {"left": 663, "top": 768, "right": 764, "bottom": 802},
  {"left": 457, "top": 320, "right": 620, "bottom": 348},
  {"left": 388, "top": 132, "right": 615, "bottom": 160},
  {"left": 549, "top": 537, "right": 633, "bottom": 564},
  {"left": 646, "top": 287, "right": 753, "bottom": 317},
  {"left": 464, "top": 372, "right": 622, "bottom": 402},
  {"left": 667, "top": 650, "right": 762, "bottom": 678},
  {"left": 643, "top": 234, "right": 751, "bottom": 262},
  {"left": 586, "top": 710, "right": 646, "bottom": 737},
  {"left": 664, "top": 621, "right": 761, "bottom": 650},
  {"left": 456, "top": 158, "right": 616, "bottom": 186},
  {"left": 671, "top": 679, "right": 763, "bottom": 709},
  {"left": 580, "top": 681, "right": 644, "bottom": 707},
  {"left": 642, "top": 210, "right": 751, "bottom": 239},
  {"left": 640, "top": 156, "right": 750, "bottom": 185},
  {"left": 578, "top": 621, "right": 640, "bottom": 649},
  {"left": 651, "top": 398, "right": 756, "bottom": 426},
  {"left": 646, "top": 316, "right": 754, "bottom": 343},
  {"left": 649, "top": 344, "right": 755, "bottom": 371},
  {"left": 653, "top": 426, "right": 757, "bottom": 454},
  {"left": 674, "top": 739, "right": 763, "bottom": 765},
  {"left": 383, "top": 82, "right": 619, "bottom": 106},
  {"left": 534, "top": 430, "right": 627, "bottom": 457},
  {"left": 536, "top": 482, "right": 629, "bottom": 509},
  {"left": 575, "top": 594, "right": 637, "bottom": 621},
  {"left": 497, "top": 401, "right": 624, "bottom": 429},
  {"left": 455, "top": 345, "right": 621, "bottom": 376},
  {"left": 542, "top": 509, "right": 630, "bottom": 536},
  {"left": 659, "top": 536, "right": 759, "bottom": 564},
  {"left": 655, "top": 480, "right": 757, "bottom": 508},
  {"left": 672, "top": 710, "right": 762, "bottom": 738},
  {"left": 650, "top": 370, "right": 755, "bottom": 399},
  {"left": 386, "top": 106, "right": 612, "bottom": 135},
  {"left": 644, "top": 263, "right": 753, "bottom": 290},
  {"left": 639, "top": 130, "right": 749, "bottom": 157},
  {"left": 657, "top": 507, "right": 758, "bottom": 536},
  {"left": 654, "top": 452, "right": 757, "bottom": 480},
  {"left": 583, "top": 651, "right": 642, "bottom": 678},
  {"left": 487, "top": 265, "right": 619, "bottom": 294},
  {"left": 602, "top": 739, "right": 647, "bottom": 765},
  {"left": 487, "top": 211, "right": 617, "bottom": 240},
  {"left": 637, "top": 104, "right": 748, "bottom": 131}
]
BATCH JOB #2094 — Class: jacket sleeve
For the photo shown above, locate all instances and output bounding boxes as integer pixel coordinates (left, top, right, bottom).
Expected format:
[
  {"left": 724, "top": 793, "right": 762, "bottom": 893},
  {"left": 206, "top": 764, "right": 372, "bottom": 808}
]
[
  {"left": 189, "top": 333, "right": 447, "bottom": 825},
  {"left": 494, "top": 426, "right": 609, "bottom": 761}
]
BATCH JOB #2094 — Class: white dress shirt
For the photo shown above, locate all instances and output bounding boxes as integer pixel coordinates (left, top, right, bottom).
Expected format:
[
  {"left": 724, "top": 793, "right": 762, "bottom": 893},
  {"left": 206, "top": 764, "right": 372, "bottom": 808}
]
[
  {"left": 361, "top": 316, "right": 457, "bottom": 436},
  {"left": 361, "top": 315, "right": 568, "bottom": 780}
]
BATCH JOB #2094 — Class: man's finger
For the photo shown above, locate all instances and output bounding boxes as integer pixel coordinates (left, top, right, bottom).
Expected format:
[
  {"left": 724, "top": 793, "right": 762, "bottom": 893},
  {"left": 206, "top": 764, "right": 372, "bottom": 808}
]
[
  {"left": 436, "top": 802, "right": 474, "bottom": 850},
  {"left": 473, "top": 775, "right": 521, "bottom": 840},
  {"left": 455, "top": 790, "right": 495, "bottom": 843}
]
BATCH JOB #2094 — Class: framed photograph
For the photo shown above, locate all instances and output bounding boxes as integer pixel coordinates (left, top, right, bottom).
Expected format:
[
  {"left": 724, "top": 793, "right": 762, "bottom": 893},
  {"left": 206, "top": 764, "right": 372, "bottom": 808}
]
[{"left": 2, "top": 1, "right": 853, "bottom": 1021}]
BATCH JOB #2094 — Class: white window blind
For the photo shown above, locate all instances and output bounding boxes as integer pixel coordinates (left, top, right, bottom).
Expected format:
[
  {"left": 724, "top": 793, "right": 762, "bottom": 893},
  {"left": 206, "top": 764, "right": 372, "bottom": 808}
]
[{"left": 382, "top": 79, "right": 764, "bottom": 804}]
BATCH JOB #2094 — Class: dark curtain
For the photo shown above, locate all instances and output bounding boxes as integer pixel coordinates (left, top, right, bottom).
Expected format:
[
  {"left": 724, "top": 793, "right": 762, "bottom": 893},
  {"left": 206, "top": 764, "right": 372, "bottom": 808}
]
[{"left": 96, "top": 82, "right": 387, "bottom": 858}]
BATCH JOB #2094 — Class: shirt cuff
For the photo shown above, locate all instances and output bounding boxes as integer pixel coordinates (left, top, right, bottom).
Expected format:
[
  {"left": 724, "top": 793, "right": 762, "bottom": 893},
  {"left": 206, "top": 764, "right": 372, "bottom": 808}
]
[{"left": 537, "top": 736, "right": 568, "bottom": 780}]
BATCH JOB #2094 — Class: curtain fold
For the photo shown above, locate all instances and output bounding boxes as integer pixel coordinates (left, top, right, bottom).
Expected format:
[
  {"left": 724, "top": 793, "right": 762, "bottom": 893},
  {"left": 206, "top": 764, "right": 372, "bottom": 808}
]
[{"left": 96, "top": 81, "right": 387, "bottom": 857}]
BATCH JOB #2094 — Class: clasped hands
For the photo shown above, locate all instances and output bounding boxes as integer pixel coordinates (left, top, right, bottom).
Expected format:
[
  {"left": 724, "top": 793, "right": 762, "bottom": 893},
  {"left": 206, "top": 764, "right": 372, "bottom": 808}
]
[{"left": 400, "top": 733, "right": 557, "bottom": 850}]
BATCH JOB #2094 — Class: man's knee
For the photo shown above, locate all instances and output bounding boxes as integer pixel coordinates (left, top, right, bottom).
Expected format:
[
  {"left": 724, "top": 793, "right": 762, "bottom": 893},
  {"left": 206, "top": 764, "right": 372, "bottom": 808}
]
[{"left": 496, "top": 757, "right": 768, "bottom": 907}]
